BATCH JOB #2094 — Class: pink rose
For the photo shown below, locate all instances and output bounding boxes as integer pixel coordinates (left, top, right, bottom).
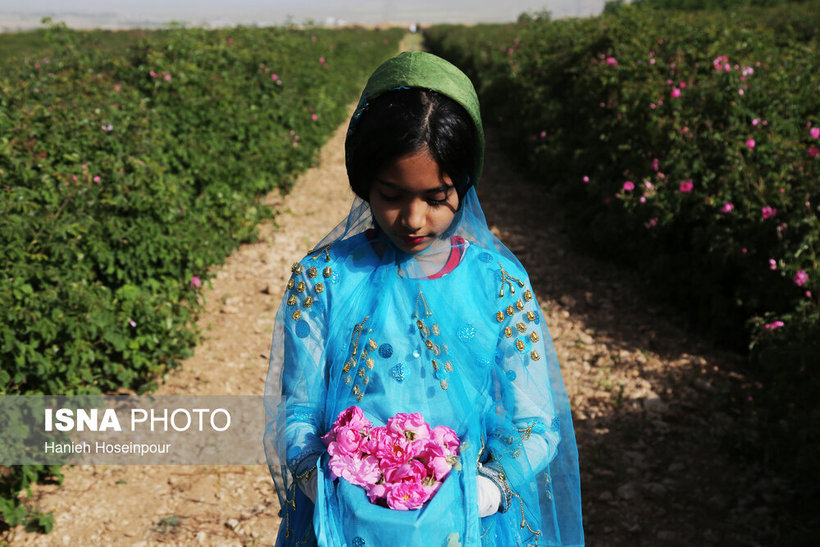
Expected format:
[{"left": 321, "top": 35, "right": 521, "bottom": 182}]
[
  {"left": 382, "top": 459, "right": 427, "bottom": 485},
  {"left": 366, "top": 482, "right": 388, "bottom": 503},
  {"left": 416, "top": 440, "right": 452, "bottom": 481},
  {"left": 328, "top": 453, "right": 381, "bottom": 489},
  {"left": 794, "top": 270, "right": 808, "bottom": 287},
  {"left": 670, "top": 88, "right": 681, "bottom": 98},
  {"left": 430, "top": 425, "right": 460, "bottom": 454},
  {"left": 761, "top": 206, "right": 777, "bottom": 220},
  {"left": 810, "top": 127, "right": 820, "bottom": 139},
  {"left": 322, "top": 405, "right": 371, "bottom": 446},
  {"left": 746, "top": 139, "right": 756, "bottom": 149},
  {"left": 679, "top": 180, "right": 694, "bottom": 193},
  {"left": 385, "top": 480, "right": 429, "bottom": 510},
  {"left": 371, "top": 428, "right": 417, "bottom": 468},
  {"left": 327, "top": 426, "right": 365, "bottom": 457},
  {"left": 386, "top": 412, "right": 431, "bottom": 442},
  {"left": 721, "top": 202, "right": 734, "bottom": 213},
  {"left": 622, "top": 181, "right": 635, "bottom": 191}
]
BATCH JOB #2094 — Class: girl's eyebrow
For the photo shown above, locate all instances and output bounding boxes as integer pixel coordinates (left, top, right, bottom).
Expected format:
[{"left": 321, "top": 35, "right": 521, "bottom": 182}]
[{"left": 375, "top": 178, "right": 453, "bottom": 194}]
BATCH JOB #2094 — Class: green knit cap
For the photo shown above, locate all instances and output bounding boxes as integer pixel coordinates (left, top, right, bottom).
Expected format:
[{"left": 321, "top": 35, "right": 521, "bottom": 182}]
[{"left": 347, "top": 51, "right": 485, "bottom": 186}]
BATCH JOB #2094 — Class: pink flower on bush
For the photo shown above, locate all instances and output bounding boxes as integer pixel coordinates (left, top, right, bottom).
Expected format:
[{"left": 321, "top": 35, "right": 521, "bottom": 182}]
[
  {"left": 622, "top": 181, "right": 635, "bottom": 191},
  {"left": 752, "top": 118, "right": 760, "bottom": 126},
  {"left": 746, "top": 139, "right": 756, "bottom": 149},
  {"left": 670, "top": 88, "right": 681, "bottom": 98},
  {"left": 769, "top": 259, "right": 777, "bottom": 271},
  {"left": 311, "top": 113, "right": 318, "bottom": 121},
  {"left": 93, "top": 176, "right": 101, "bottom": 183},
  {"left": 763, "top": 320, "right": 784, "bottom": 330},
  {"left": 605, "top": 57, "right": 617, "bottom": 66},
  {"left": 721, "top": 202, "right": 734, "bottom": 213},
  {"left": 164, "top": 73, "right": 172, "bottom": 82},
  {"left": 810, "top": 127, "right": 820, "bottom": 139},
  {"left": 679, "top": 180, "right": 694, "bottom": 193},
  {"left": 645, "top": 218, "right": 658, "bottom": 229},
  {"left": 809, "top": 147, "right": 819, "bottom": 158},
  {"left": 794, "top": 270, "right": 809, "bottom": 287},
  {"left": 190, "top": 276, "right": 201, "bottom": 288},
  {"left": 582, "top": 176, "right": 590, "bottom": 183},
  {"left": 761, "top": 206, "right": 777, "bottom": 219}
]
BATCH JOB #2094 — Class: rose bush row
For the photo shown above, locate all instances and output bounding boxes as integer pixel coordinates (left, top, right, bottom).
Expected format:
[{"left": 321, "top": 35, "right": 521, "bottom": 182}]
[
  {"left": 425, "top": 1, "right": 818, "bottom": 507},
  {"left": 0, "top": 21, "right": 402, "bottom": 530}
]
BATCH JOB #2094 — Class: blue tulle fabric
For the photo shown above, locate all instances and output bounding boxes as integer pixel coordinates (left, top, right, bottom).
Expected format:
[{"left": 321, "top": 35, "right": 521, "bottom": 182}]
[{"left": 264, "top": 188, "right": 584, "bottom": 546}]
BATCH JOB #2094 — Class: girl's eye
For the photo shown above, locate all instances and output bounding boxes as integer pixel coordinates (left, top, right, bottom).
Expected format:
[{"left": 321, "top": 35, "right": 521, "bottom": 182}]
[
  {"left": 378, "top": 191, "right": 401, "bottom": 202},
  {"left": 426, "top": 196, "right": 448, "bottom": 206}
]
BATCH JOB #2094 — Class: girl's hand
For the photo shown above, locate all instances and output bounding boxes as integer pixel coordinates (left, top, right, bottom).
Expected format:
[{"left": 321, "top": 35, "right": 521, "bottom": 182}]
[
  {"left": 297, "top": 470, "right": 318, "bottom": 504},
  {"left": 476, "top": 475, "right": 502, "bottom": 517}
]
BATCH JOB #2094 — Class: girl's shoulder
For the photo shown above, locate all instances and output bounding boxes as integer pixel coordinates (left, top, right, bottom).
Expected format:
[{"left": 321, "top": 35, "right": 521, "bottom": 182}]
[{"left": 463, "top": 243, "right": 529, "bottom": 283}]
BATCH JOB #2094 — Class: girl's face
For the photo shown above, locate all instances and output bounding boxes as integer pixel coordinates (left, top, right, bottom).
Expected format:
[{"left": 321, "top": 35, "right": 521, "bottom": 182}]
[{"left": 369, "top": 148, "right": 459, "bottom": 254}]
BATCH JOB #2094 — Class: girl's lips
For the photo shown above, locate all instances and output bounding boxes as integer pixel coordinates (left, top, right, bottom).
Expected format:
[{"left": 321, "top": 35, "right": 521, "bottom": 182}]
[{"left": 400, "top": 234, "right": 426, "bottom": 245}]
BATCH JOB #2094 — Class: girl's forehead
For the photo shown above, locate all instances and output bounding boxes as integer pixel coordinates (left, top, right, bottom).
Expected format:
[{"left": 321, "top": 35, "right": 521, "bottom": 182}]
[{"left": 376, "top": 150, "right": 453, "bottom": 192}]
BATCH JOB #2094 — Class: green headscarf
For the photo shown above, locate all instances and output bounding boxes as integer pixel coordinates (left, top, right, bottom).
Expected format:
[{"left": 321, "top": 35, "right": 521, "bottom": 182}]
[{"left": 347, "top": 51, "right": 485, "bottom": 186}]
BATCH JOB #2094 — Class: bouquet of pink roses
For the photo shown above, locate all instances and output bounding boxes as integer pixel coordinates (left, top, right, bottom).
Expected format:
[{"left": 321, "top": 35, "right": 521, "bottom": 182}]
[{"left": 320, "top": 406, "right": 461, "bottom": 510}]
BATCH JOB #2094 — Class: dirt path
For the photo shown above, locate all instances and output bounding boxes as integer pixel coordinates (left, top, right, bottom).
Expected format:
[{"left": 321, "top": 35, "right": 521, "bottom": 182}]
[{"left": 9, "top": 44, "right": 780, "bottom": 547}]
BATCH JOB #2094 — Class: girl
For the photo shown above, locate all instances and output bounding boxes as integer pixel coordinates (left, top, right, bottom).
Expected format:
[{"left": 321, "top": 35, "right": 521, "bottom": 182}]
[{"left": 264, "top": 51, "right": 584, "bottom": 546}]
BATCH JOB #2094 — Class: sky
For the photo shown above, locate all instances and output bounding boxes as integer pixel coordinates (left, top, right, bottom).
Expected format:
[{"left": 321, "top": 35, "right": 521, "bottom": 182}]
[{"left": 0, "top": 0, "right": 607, "bottom": 30}]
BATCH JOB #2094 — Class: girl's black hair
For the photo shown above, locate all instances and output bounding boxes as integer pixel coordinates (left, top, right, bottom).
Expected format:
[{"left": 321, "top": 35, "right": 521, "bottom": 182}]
[{"left": 345, "top": 88, "right": 479, "bottom": 203}]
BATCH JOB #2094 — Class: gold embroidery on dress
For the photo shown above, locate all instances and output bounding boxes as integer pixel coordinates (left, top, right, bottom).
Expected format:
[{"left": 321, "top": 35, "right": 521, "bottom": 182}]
[
  {"left": 504, "top": 327, "right": 513, "bottom": 338},
  {"left": 296, "top": 281, "right": 306, "bottom": 293},
  {"left": 292, "top": 310, "right": 301, "bottom": 320},
  {"left": 308, "top": 243, "right": 333, "bottom": 262},
  {"left": 530, "top": 332, "right": 539, "bottom": 343},
  {"left": 287, "top": 278, "right": 295, "bottom": 290},
  {"left": 523, "top": 289, "right": 533, "bottom": 302},
  {"left": 350, "top": 316, "right": 370, "bottom": 358},
  {"left": 323, "top": 266, "right": 333, "bottom": 278},
  {"left": 413, "top": 286, "right": 450, "bottom": 391},
  {"left": 315, "top": 283, "right": 325, "bottom": 293},
  {"left": 498, "top": 262, "right": 525, "bottom": 298},
  {"left": 516, "top": 300, "right": 525, "bottom": 311},
  {"left": 526, "top": 311, "right": 536, "bottom": 322},
  {"left": 307, "top": 266, "right": 318, "bottom": 278},
  {"left": 303, "top": 296, "right": 313, "bottom": 308},
  {"left": 287, "top": 295, "right": 297, "bottom": 306},
  {"left": 516, "top": 322, "right": 527, "bottom": 333},
  {"left": 531, "top": 350, "right": 541, "bottom": 361},
  {"left": 496, "top": 311, "right": 505, "bottom": 323}
]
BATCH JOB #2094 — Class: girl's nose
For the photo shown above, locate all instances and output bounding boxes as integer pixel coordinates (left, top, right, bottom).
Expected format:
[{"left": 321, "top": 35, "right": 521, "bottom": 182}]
[{"left": 401, "top": 199, "right": 426, "bottom": 231}]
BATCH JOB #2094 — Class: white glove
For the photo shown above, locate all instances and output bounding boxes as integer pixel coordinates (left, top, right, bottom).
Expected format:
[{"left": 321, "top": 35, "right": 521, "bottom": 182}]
[
  {"left": 296, "top": 471, "right": 318, "bottom": 504},
  {"left": 477, "top": 475, "right": 502, "bottom": 518}
]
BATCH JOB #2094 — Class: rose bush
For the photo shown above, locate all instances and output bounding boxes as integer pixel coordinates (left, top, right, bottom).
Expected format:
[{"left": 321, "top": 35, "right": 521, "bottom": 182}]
[{"left": 426, "top": 3, "right": 819, "bottom": 533}]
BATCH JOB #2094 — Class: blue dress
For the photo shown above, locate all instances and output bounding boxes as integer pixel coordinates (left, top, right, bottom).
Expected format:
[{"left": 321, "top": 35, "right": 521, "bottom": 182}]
[{"left": 264, "top": 190, "right": 584, "bottom": 546}]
